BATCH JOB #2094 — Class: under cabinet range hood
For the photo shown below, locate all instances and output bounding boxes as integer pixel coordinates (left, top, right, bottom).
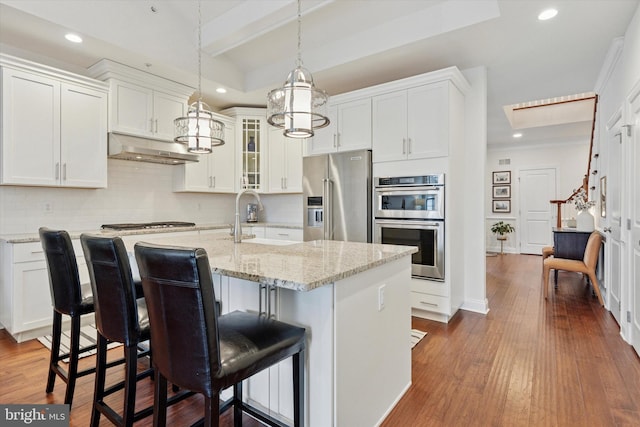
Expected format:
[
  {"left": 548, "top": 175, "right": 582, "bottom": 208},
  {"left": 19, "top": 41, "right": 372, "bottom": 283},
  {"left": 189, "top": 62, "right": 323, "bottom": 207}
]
[{"left": 108, "top": 133, "right": 199, "bottom": 165}]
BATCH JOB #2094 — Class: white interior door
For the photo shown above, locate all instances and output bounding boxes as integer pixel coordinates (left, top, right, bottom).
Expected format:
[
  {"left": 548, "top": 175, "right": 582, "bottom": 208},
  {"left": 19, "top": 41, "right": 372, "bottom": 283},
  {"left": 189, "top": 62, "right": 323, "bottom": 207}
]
[
  {"left": 519, "top": 168, "right": 557, "bottom": 254},
  {"left": 628, "top": 81, "right": 640, "bottom": 357},
  {"left": 606, "top": 110, "right": 624, "bottom": 325}
]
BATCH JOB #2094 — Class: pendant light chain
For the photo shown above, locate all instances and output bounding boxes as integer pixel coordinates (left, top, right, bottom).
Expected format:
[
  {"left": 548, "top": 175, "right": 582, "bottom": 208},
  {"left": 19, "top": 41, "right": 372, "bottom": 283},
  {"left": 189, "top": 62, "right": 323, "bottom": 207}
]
[
  {"left": 296, "top": 0, "right": 302, "bottom": 68},
  {"left": 265, "top": 0, "right": 330, "bottom": 138},
  {"left": 173, "top": 0, "right": 225, "bottom": 152},
  {"left": 197, "top": 0, "right": 202, "bottom": 102}
]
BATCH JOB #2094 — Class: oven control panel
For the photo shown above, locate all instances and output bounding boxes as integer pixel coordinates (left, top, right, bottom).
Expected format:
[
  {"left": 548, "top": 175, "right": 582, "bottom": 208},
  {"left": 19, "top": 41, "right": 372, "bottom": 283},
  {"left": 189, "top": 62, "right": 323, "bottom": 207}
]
[{"left": 375, "top": 174, "right": 444, "bottom": 187}]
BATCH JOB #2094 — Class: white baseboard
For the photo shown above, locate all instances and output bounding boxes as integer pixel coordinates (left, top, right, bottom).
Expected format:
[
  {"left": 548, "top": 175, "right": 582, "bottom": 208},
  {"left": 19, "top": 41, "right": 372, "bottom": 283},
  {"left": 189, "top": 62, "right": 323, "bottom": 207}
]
[{"left": 461, "top": 298, "right": 490, "bottom": 314}]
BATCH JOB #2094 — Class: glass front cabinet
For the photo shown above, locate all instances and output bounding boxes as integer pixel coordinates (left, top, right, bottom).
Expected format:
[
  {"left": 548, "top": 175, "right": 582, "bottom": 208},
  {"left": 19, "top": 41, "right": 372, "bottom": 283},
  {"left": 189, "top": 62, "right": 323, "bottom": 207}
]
[{"left": 222, "top": 107, "right": 266, "bottom": 191}]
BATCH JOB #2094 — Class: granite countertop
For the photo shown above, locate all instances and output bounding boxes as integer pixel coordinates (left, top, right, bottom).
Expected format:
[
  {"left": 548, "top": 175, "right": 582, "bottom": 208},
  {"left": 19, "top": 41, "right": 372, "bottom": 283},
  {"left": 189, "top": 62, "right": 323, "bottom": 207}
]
[
  {"left": 0, "top": 222, "right": 302, "bottom": 244},
  {"left": 138, "top": 233, "right": 417, "bottom": 292}
]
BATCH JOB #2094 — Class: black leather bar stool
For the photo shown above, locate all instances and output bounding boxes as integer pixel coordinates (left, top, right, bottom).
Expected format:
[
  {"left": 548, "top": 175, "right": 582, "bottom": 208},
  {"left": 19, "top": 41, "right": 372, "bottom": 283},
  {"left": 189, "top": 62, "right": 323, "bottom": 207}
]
[
  {"left": 39, "top": 227, "right": 100, "bottom": 407},
  {"left": 134, "top": 242, "right": 306, "bottom": 427},
  {"left": 80, "top": 233, "right": 155, "bottom": 427}
]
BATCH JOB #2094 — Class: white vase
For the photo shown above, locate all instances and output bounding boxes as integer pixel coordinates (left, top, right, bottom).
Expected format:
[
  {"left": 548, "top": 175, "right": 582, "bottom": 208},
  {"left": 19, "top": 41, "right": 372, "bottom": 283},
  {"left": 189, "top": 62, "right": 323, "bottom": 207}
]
[{"left": 576, "top": 210, "right": 594, "bottom": 231}]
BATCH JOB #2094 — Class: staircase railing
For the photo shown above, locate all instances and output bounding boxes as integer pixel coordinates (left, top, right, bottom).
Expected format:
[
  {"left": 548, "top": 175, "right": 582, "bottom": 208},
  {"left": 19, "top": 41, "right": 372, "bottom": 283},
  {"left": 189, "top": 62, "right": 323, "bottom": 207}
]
[{"left": 549, "top": 94, "right": 598, "bottom": 228}]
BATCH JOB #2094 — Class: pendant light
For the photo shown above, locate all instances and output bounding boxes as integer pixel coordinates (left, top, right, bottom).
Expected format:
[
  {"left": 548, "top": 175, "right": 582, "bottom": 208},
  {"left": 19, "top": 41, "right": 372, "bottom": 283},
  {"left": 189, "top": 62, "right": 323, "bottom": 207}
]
[
  {"left": 267, "top": 0, "right": 329, "bottom": 138},
  {"left": 174, "top": 1, "right": 224, "bottom": 153}
]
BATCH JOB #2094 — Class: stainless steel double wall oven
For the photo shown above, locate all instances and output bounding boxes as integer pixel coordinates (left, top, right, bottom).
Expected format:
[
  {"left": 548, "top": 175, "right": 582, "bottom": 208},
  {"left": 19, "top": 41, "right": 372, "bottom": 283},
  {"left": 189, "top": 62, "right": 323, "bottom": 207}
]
[{"left": 374, "top": 174, "right": 445, "bottom": 281}]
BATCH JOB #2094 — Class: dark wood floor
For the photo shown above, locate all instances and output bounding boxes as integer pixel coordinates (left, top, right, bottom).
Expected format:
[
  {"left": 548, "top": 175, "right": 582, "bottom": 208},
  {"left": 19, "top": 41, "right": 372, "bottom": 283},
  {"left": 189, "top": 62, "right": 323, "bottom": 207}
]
[{"left": 1, "top": 254, "right": 639, "bottom": 426}]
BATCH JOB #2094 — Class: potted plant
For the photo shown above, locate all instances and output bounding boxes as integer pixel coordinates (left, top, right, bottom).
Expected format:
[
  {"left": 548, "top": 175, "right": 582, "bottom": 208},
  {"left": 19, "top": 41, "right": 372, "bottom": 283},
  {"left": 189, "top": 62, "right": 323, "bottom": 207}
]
[{"left": 491, "top": 221, "right": 515, "bottom": 254}]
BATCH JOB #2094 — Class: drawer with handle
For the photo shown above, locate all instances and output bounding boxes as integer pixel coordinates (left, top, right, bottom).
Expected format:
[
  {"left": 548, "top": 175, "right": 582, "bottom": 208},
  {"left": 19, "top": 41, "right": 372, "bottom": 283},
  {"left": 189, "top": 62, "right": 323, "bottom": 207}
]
[{"left": 411, "top": 291, "right": 449, "bottom": 315}]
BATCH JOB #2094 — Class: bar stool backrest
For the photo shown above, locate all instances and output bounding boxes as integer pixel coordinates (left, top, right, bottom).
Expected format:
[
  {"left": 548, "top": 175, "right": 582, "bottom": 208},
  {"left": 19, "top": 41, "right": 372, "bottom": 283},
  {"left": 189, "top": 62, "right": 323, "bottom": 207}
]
[
  {"left": 81, "top": 234, "right": 140, "bottom": 347},
  {"left": 39, "top": 228, "right": 83, "bottom": 316},
  {"left": 134, "top": 242, "right": 221, "bottom": 396}
]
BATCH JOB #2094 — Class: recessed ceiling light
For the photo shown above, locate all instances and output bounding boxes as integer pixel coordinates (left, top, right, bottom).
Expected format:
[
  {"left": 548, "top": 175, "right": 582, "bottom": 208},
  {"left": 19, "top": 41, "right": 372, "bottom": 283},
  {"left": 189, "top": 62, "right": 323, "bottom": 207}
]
[
  {"left": 538, "top": 8, "right": 558, "bottom": 21},
  {"left": 216, "top": 87, "right": 227, "bottom": 94},
  {"left": 513, "top": 133, "right": 523, "bottom": 138},
  {"left": 65, "top": 33, "right": 83, "bottom": 43}
]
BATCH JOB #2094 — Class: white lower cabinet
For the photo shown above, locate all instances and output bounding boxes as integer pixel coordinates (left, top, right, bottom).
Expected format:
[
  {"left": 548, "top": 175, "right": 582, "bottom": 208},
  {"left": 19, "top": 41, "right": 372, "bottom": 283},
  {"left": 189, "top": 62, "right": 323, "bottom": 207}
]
[
  {"left": 410, "top": 277, "right": 458, "bottom": 322},
  {"left": 265, "top": 227, "right": 303, "bottom": 241},
  {"left": 0, "top": 240, "right": 89, "bottom": 343},
  {"left": 215, "top": 275, "right": 333, "bottom": 426}
]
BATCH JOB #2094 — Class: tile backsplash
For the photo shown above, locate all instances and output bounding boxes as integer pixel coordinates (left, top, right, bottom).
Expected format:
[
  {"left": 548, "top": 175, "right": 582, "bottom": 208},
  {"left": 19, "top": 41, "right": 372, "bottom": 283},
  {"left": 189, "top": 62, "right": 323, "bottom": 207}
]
[{"left": 0, "top": 160, "right": 302, "bottom": 235}]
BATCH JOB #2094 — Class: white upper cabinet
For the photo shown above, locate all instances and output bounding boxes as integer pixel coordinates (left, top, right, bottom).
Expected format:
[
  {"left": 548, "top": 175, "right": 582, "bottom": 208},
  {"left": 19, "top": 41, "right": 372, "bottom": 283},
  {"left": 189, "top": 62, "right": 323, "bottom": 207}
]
[
  {"left": 307, "top": 98, "right": 371, "bottom": 155},
  {"left": 1, "top": 56, "right": 107, "bottom": 188},
  {"left": 107, "top": 79, "right": 186, "bottom": 141},
  {"left": 373, "top": 81, "right": 451, "bottom": 162},
  {"left": 60, "top": 83, "right": 108, "bottom": 187},
  {"left": 222, "top": 107, "right": 268, "bottom": 192},
  {"left": 268, "top": 127, "right": 303, "bottom": 193},
  {"left": 88, "top": 59, "right": 192, "bottom": 142},
  {"left": 173, "top": 119, "right": 236, "bottom": 193}
]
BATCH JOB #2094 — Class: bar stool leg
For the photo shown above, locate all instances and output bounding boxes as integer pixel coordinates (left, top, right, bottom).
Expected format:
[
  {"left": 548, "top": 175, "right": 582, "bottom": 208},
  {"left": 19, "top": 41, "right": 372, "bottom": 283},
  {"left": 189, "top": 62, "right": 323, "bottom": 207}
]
[
  {"left": 233, "top": 382, "right": 243, "bottom": 427},
  {"left": 293, "top": 349, "right": 305, "bottom": 427},
  {"left": 204, "top": 396, "right": 215, "bottom": 427},
  {"left": 64, "top": 315, "right": 82, "bottom": 405},
  {"left": 153, "top": 372, "right": 167, "bottom": 427},
  {"left": 91, "top": 334, "right": 108, "bottom": 427},
  {"left": 46, "top": 311, "right": 62, "bottom": 394},
  {"left": 122, "top": 345, "right": 139, "bottom": 427}
]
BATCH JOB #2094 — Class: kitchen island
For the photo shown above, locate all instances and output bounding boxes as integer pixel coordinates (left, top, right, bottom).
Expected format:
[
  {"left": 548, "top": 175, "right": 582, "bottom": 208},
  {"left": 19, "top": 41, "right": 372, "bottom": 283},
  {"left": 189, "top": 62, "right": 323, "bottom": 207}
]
[{"left": 139, "top": 233, "right": 416, "bottom": 427}]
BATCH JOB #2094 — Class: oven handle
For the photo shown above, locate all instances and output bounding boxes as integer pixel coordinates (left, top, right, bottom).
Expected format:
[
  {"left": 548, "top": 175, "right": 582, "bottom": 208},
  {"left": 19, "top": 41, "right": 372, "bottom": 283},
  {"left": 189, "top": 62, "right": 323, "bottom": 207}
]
[
  {"left": 375, "top": 219, "right": 443, "bottom": 228},
  {"left": 375, "top": 188, "right": 441, "bottom": 198},
  {"left": 374, "top": 185, "right": 442, "bottom": 192}
]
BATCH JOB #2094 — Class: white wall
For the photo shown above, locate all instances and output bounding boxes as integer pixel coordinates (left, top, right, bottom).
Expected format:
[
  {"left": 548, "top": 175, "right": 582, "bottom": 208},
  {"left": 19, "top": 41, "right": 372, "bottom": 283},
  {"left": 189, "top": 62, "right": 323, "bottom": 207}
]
[
  {"left": 0, "top": 159, "right": 302, "bottom": 235},
  {"left": 461, "top": 66, "right": 488, "bottom": 314},
  {"left": 592, "top": 2, "right": 640, "bottom": 346},
  {"left": 485, "top": 141, "right": 590, "bottom": 253}
]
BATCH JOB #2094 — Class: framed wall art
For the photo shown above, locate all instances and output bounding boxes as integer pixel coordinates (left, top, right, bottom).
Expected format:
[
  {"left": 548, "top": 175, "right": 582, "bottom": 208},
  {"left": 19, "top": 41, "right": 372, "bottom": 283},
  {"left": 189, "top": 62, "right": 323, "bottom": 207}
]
[
  {"left": 492, "top": 199, "right": 511, "bottom": 213},
  {"left": 492, "top": 171, "right": 511, "bottom": 185},
  {"left": 492, "top": 185, "right": 511, "bottom": 198}
]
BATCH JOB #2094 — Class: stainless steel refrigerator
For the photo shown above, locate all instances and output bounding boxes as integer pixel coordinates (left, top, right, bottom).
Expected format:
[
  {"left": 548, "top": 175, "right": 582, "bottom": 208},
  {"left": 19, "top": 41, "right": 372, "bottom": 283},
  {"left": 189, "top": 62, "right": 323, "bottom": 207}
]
[{"left": 303, "top": 149, "right": 372, "bottom": 242}]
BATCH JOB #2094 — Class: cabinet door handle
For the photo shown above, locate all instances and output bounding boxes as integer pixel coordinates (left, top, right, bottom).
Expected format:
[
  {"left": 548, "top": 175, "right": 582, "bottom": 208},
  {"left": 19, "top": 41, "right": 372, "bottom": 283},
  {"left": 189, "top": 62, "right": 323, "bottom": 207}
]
[
  {"left": 150, "top": 118, "right": 154, "bottom": 133},
  {"left": 420, "top": 301, "right": 438, "bottom": 307},
  {"left": 55, "top": 163, "right": 60, "bottom": 180},
  {"left": 333, "top": 134, "right": 337, "bottom": 148},
  {"left": 402, "top": 138, "right": 406, "bottom": 154},
  {"left": 408, "top": 138, "right": 412, "bottom": 154},
  {"left": 155, "top": 119, "right": 158, "bottom": 133},
  {"left": 63, "top": 163, "right": 67, "bottom": 180}
]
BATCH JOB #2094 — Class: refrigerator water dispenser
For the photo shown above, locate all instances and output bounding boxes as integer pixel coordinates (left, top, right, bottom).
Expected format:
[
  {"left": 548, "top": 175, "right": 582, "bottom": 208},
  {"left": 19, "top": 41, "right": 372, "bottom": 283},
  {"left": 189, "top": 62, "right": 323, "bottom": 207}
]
[{"left": 307, "top": 196, "right": 323, "bottom": 227}]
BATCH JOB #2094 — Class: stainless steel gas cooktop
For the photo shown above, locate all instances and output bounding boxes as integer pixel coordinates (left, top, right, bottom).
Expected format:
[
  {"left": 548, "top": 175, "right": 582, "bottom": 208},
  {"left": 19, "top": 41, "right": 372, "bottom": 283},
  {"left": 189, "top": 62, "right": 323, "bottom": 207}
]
[{"left": 101, "top": 221, "right": 196, "bottom": 231}]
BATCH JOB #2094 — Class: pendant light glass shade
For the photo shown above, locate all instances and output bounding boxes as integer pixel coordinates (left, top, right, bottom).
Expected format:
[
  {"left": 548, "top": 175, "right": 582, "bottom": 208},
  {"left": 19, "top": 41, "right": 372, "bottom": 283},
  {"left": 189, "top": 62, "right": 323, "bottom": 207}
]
[
  {"left": 267, "top": 0, "right": 329, "bottom": 138},
  {"left": 174, "top": 101, "right": 224, "bottom": 153},
  {"left": 174, "top": 1, "right": 224, "bottom": 153},
  {"left": 267, "top": 66, "right": 329, "bottom": 138}
]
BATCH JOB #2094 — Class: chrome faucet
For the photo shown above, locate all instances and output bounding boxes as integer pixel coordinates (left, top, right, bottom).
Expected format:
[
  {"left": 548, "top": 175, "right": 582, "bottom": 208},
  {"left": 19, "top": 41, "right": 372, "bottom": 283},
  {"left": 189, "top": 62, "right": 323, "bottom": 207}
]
[{"left": 233, "top": 189, "right": 263, "bottom": 243}]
